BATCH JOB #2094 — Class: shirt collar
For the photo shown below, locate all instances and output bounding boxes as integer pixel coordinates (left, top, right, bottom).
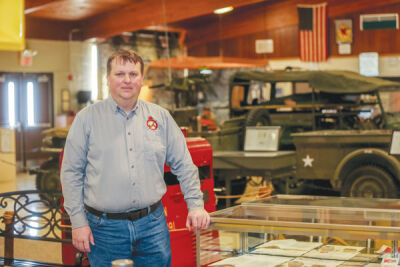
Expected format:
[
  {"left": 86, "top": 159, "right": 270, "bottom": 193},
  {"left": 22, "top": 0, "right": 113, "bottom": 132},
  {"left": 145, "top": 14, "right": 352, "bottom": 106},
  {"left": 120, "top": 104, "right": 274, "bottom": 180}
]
[{"left": 106, "top": 96, "right": 141, "bottom": 114}]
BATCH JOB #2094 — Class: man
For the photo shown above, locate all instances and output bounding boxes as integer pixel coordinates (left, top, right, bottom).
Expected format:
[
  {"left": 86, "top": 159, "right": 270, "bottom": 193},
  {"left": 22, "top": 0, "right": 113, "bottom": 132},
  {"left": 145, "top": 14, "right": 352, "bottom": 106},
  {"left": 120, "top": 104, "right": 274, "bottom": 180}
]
[
  {"left": 199, "top": 105, "right": 217, "bottom": 131},
  {"left": 61, "top": 49, "right": 210, "bottom": 267}
]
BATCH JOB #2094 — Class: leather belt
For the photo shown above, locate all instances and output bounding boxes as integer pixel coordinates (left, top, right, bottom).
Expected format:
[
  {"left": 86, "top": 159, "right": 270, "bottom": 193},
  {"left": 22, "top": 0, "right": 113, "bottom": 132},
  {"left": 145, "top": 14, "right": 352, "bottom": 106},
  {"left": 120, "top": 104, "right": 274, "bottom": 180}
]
[{"left": 85, "top": 200, "right": 161, "bottom": 221}]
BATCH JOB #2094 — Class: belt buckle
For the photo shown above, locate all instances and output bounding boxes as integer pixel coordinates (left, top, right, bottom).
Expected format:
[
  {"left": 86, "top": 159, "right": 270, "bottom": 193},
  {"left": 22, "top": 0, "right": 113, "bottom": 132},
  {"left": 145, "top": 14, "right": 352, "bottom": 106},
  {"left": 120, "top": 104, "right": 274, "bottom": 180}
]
[{"left": 127, "top": 211, "right": 137, "bottom": 221}]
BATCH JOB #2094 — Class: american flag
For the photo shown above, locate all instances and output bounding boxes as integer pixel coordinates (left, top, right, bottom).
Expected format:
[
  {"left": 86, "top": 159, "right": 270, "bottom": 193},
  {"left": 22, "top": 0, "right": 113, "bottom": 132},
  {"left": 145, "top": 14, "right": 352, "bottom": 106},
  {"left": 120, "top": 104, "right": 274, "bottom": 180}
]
[{"left": 297, "top": 3, "right": 327, "bottom": 62}]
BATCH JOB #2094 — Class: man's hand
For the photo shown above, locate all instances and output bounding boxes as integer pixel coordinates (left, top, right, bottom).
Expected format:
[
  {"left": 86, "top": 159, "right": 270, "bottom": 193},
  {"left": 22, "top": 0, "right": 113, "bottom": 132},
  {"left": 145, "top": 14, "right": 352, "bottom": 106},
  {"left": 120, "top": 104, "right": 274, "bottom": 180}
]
[
  {"left": 186, "top": 208, "right": 211, "bottom": 231},
  {"left": 72, "top": 225, "right": 95, "bottom": 252}
]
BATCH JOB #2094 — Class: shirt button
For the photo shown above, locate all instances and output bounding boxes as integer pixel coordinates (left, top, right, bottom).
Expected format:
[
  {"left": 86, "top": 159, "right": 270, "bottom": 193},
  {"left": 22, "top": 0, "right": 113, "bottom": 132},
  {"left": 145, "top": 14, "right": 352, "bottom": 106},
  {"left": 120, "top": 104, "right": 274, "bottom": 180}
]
[
  {"left": 131, "top": 165, "right": 134, "bottom": 168},
  {"left": 126, "top": 117, "right": 129, "bottom": 120},
  {"left": 129, "top": 148, "right": 133, "bottom": 151},
  {"left": 128, "top": 132, "right": 131, "bottom": 135},
  {"left": 132, "top": 182, "right": 136, "bottom": 186},
  {"left": 132, "top": 200, "right": 136, "bottom": 203}
]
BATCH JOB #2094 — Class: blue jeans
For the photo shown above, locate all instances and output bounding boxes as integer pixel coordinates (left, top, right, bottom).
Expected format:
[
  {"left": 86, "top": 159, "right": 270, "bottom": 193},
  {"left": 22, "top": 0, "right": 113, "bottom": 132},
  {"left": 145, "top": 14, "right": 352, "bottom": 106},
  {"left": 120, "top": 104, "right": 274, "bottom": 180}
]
[{"left": 86, "top": 203, "right": 171, "bottom": 267}]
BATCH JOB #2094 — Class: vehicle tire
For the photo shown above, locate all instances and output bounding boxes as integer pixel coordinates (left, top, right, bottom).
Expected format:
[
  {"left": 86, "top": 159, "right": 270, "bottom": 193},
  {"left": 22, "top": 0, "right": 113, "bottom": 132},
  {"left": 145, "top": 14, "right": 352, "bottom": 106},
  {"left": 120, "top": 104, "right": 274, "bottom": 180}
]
[
  {"left": 342, "top": 165, "right": 398, "bottom": 198},
  {"left": 272, "top": 178, "right": 308, "bottom": 195},
  {"left": 75, "top": 251, "right": 90, "bottom": 266},
  {"left": 245, "top": 108, "right": 271, "bottom": 126},
  {"left": 36, "top": 169, "right": 61, "bottom": 206},
  {"left": 35, "top": 157, "right": 61, "bottom": 205}
]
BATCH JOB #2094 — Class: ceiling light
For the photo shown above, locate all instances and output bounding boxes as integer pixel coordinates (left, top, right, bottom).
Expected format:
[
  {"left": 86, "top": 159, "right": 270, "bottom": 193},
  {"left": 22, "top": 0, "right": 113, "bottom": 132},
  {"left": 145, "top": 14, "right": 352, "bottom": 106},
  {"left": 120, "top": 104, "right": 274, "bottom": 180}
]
[
  {"left": 200, "top": 67, "right": 212, "bottom": 75},
  {"left": 213, "top": 6, "right": 233, "bottom": 15}
]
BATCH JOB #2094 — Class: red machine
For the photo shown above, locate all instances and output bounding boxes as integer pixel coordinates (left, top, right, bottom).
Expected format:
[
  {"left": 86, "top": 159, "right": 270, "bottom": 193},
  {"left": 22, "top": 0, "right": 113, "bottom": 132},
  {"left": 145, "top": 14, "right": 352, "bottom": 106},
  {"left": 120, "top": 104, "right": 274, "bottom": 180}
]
[
  {"left": 163, "top": 136, "right": 216, "bottom": 266},
  {"left": 61, "top": 135, "right": 216, "bottom": 266}
]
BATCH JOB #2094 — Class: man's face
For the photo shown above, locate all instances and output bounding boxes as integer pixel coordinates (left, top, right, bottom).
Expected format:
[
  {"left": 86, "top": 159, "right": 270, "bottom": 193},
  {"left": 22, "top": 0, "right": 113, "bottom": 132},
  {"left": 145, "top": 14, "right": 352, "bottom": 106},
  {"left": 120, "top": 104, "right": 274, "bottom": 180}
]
[{"left": 107, "top": 58, "right": 144, "bottom": 104}]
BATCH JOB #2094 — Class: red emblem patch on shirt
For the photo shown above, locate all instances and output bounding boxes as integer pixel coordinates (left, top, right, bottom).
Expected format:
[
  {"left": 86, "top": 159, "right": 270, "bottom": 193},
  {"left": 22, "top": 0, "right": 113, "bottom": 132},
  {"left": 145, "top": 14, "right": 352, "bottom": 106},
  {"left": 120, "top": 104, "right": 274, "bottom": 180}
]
[{"left": 147, "top": 116, "right": 158, "bottom": 130}]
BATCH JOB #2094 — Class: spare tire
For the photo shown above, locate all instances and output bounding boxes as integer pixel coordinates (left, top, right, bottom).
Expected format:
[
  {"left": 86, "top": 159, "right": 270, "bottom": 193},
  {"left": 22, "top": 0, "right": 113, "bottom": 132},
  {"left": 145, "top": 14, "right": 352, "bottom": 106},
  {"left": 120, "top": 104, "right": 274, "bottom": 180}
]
[{"left": 245, "top": 108, "right": 271, "bottom": 126}]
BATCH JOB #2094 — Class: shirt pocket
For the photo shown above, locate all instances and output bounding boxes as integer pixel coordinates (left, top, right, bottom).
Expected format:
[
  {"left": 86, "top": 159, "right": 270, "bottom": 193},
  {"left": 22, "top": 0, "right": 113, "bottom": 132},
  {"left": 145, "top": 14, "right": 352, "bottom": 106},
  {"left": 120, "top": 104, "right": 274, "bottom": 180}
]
[{"left": 144, "top": 129, "right": 166, "bottom": 162}]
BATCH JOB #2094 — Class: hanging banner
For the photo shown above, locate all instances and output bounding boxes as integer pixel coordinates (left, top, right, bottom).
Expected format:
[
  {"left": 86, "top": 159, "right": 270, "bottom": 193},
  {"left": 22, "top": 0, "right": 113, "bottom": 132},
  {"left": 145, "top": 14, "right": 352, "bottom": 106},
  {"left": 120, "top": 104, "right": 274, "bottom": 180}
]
[
  {"left": 297, "top": 3, "right": 328, "bottom": 62},
  {"left": 335, "top": 19, "right": 353, "bottom": 44},
  {"left": 0, "top": 0, "right": 25, "bottom": 51}
]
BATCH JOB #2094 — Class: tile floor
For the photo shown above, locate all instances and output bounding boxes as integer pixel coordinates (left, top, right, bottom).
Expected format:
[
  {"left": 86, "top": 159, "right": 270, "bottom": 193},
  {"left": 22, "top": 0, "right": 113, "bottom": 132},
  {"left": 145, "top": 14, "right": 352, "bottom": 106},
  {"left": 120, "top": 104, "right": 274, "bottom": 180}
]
[{"left": 0, "top": 172, "right": 63, "bottom": 265}]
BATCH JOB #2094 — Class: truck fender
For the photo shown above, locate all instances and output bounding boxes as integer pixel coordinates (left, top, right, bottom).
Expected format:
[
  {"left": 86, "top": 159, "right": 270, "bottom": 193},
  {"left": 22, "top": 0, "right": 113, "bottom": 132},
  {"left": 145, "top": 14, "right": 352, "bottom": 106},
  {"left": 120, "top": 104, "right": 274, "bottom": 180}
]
[{"left": 331, "top": 148, "right": 400, "bottom": 190}]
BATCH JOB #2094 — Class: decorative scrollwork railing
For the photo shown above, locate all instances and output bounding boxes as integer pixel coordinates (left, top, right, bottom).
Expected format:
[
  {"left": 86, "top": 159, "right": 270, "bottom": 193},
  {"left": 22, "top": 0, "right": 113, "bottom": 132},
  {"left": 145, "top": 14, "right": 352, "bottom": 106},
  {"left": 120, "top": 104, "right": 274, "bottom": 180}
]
[{"left": 0, "top": 190, "right": 71, "bottom": 242}]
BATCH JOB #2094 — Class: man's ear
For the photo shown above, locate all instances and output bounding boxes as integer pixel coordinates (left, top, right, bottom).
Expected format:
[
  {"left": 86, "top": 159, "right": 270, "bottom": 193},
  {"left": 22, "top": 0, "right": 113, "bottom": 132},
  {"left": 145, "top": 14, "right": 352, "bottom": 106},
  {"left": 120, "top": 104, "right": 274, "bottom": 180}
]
[{"left": 139, "top": 74, "right": 144, "bottom": 86}]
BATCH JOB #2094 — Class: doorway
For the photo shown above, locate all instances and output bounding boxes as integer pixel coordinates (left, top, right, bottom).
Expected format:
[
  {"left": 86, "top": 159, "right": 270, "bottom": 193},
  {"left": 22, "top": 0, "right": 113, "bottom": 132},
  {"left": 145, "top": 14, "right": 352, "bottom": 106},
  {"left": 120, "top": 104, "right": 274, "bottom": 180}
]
[{"left": 0, "top": 72, "right": 54, "bottom": 171}]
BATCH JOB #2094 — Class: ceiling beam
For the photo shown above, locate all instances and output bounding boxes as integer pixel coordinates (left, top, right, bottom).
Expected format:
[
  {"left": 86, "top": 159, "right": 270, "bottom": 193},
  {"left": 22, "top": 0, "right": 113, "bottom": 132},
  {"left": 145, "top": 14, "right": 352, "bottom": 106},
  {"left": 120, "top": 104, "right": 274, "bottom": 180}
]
[
  {"left": 25, "top": 0, "right": 63, "bottom": 14},
  {"left": 26, "top": 17, "right": 81, "bottom": 40},
  {"left": 80, "top": 0, "right": 267, "bottom": 40}
]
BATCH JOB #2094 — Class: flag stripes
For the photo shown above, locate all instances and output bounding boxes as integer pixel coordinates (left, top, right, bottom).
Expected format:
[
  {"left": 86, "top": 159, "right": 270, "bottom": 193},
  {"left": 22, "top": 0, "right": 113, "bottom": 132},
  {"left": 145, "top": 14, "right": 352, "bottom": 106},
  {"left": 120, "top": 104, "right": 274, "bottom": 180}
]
[{"left": 298, "top": 3, "right": 327, "bottom": 62}]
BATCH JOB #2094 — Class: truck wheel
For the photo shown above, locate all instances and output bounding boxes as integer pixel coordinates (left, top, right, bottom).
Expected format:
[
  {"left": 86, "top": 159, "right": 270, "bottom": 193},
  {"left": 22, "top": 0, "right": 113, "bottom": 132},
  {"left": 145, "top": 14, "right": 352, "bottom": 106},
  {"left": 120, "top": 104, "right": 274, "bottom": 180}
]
[
  {"left": 342, "top": 166, "right": 398, "bottom": 198},
  {"left": 245, "top": 108, "right": 271, "bottom": 126}
]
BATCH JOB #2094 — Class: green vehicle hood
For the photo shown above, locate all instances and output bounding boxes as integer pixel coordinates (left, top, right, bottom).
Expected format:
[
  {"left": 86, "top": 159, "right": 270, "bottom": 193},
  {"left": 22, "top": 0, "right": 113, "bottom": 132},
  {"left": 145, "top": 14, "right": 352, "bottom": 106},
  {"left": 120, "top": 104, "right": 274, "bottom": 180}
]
[{"left": 230, "top": 70, "right": 400, "bottom": 94}]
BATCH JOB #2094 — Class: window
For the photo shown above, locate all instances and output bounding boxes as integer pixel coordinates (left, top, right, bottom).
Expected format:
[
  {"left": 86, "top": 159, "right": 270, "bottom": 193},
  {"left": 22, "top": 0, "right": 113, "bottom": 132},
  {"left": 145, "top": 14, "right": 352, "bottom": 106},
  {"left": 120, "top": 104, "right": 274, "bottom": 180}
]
[
  {"left": 275, "top": 82, "right": 293, "bottom": 98},
  {"left": 27, "top": 81, "right": 35, "bottom": 126},
  {"left": 7, "top": 81, "right": 15, "bottom": 127}
]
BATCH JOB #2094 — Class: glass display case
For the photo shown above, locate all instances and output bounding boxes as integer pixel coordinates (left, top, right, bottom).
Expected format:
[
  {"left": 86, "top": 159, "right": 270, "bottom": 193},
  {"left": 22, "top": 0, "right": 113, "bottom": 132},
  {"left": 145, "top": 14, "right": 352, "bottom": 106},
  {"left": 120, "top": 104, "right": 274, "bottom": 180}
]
[{"left": 197, "top": 195, "right": 400, "bottom": 267}]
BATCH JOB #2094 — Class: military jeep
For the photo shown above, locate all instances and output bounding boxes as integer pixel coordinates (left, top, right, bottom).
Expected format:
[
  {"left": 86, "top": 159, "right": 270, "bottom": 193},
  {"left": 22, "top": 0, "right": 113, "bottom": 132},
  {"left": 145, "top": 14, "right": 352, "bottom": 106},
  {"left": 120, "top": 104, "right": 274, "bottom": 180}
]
[
  {"left": 228, "top": 70, "right": 400, "bottom": 148},
  {"left": 199, "top": 70, "right": 400, "bottom": 200}
]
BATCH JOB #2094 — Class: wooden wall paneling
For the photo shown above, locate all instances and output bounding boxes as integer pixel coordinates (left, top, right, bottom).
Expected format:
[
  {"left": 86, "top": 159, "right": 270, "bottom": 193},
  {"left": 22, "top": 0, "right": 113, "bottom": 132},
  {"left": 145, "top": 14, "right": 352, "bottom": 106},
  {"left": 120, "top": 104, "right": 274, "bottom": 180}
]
[
  {"left": 274, "top": 26, "right": 299, "bottom": 58},
  {"left": 185, "top": 1, "right": 299, "bottom": 48},
  {"left": 329, "top": 2, "right": 400, "bottom": 57},
  {"left": 206, "top": 42, "right": 219, "bottom": 57},
  {"left": 188, "top": 44, "right": 205, "bottom": 57},
  {"left": 23, "top": 0, "right": 400, "bottom": 42},
  {"left": 327, "top": 0, "right": 400, "bottom": 18},
  {"left": 188, "top": 24, "right": 299, "bottom": 59},
  {"left": 188, "top": 0, "right": 400, "bottom": 59}
]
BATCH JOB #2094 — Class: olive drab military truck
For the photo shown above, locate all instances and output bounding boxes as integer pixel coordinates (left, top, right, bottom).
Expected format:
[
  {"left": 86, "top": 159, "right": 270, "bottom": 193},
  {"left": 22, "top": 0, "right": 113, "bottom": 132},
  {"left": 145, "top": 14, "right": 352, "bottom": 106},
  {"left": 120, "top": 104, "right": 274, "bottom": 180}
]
[
  {"left": 203, "top": 70, "right": 400, "bottom": 199},
  {"left": 291, "top": 130, "right": 399, "bottom": 198}
]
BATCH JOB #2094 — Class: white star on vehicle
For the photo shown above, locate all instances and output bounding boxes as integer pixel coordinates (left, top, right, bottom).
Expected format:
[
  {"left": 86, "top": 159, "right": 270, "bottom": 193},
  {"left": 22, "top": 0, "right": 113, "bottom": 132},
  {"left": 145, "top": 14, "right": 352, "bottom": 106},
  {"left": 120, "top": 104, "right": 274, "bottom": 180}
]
[{"left": 302, "top": 155, "right": 314, "bottom": 167}]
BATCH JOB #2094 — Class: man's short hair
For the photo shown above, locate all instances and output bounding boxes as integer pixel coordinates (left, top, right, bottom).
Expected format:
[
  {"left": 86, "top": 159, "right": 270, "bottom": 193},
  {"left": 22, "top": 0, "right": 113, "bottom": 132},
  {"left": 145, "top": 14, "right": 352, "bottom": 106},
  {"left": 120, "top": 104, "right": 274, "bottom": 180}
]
[{"left": 107, "top": 49, "right": 144, "bottom": 75}]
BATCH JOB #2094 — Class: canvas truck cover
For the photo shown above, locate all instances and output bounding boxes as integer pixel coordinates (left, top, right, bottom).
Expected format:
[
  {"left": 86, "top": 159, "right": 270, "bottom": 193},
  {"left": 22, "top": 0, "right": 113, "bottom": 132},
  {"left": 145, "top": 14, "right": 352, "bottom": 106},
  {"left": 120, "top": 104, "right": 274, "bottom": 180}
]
[{"left": 230, "top": 70, "right": 400, "bottom": 94}]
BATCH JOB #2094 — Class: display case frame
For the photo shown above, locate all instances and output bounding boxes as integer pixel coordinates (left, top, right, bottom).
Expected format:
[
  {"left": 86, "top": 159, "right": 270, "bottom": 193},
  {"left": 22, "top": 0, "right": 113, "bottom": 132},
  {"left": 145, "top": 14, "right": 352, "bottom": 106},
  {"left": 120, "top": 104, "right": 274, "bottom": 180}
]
[{"left": 197, "top": 195, "right": 400, "bottom": 266}]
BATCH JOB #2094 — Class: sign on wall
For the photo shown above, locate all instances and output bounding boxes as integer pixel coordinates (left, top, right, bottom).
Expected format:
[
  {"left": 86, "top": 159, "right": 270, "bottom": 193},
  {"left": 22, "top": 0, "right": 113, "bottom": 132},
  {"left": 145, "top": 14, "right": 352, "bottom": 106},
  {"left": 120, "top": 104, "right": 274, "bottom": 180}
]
[
  {"left": 335, "top": 19, "right": 353, "bottom": 44},
  {"left": 359, "top": 52, "right": 379, "bottom": 77}
]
